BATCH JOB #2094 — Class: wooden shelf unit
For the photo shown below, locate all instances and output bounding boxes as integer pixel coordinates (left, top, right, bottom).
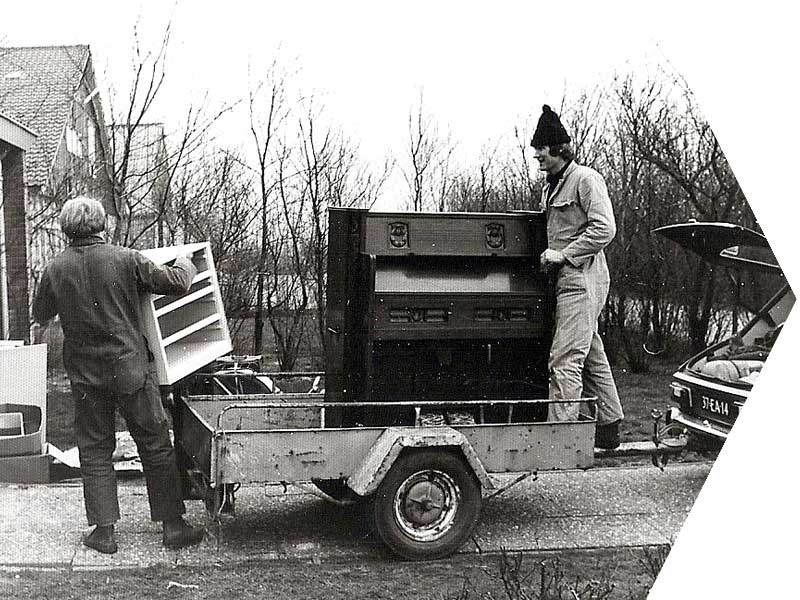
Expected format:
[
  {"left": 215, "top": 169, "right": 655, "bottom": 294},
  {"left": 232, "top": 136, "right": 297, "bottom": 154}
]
[{"left": 139, "top": 242, "right": 232, "bottom": 385}]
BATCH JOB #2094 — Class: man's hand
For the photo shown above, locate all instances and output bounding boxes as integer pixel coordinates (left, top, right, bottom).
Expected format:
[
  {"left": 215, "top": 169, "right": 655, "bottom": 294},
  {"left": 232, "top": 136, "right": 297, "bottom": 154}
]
[
  {"left": 540, "top": 248, "right": 566, "bottom": 269},
  {"left": 30, "top": 320, "right": 50, "bottom": 344}
]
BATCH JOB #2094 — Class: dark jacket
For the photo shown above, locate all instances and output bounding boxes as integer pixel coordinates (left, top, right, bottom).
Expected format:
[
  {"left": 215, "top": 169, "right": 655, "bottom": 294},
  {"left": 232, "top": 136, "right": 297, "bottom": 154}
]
[{"left": 32, "top": 235, "right": 197, "bottom": 394}]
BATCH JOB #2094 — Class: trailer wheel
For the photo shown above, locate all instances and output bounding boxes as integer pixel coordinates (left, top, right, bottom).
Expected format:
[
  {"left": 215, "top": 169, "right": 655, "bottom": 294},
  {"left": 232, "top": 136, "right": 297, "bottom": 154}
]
[{"left": 371, "top": 449, "right": 481, "bottom": 560}]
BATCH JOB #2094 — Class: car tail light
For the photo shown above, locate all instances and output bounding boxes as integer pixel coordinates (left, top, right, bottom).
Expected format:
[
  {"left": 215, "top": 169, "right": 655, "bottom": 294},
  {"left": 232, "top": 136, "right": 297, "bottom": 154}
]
[{"left": 670, "top": 382, "right": 692, "bottom": 411}]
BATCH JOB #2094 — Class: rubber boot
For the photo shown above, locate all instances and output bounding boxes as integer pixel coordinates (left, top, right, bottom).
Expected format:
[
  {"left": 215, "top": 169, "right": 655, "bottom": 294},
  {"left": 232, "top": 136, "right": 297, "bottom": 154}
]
[{"left": 595, "top": 420, "right": 621, "bottom": 450}]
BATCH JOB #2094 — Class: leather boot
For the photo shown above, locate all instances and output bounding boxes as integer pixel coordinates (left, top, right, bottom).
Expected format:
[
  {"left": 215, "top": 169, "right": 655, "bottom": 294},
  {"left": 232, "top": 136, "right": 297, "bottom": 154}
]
[
  {"left": 162, "top": 517, "right": 205, "bottom": 549},
  {"left": 83, "top": 524, "right": 118, "bottom": 554},
  {"left": 595, "top": 420, "right": 621, "bottom": 450}
]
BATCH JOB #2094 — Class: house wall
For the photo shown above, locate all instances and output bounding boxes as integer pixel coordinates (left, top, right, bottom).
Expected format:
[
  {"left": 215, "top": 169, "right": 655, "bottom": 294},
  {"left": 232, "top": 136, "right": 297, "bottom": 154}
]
[
  {"left": 1, "top": 143, "right": 31, "bottom": 341},
  {"left": 1, "top": 47, "right": 116, "bottom": 339},
  {"left": 25, "top": 55, "right": 113, "bottom": 300},
  {"left": 25, "top": 188, "right": 64, "bottom": 296}
]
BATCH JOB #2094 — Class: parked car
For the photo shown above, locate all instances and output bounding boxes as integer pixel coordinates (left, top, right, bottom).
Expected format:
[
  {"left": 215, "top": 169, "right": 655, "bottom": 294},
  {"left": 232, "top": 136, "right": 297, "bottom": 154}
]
[
  {"left": 178, "top": 355, "right": 280, "bottom": 397},
  {"left": 655, "top": 222, "right": 794, "bottom": 442}
]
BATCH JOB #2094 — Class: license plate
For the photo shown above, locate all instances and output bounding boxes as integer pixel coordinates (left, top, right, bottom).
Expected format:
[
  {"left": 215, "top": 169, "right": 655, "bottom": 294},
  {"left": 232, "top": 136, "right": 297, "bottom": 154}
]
[{"left": 699, "top": 395, "right": 732, "bottom": 419}]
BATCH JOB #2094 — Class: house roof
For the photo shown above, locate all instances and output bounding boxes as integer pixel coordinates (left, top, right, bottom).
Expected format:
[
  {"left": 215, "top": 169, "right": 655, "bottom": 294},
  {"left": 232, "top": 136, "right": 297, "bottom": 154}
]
[
  {"left": 0, "top": 45, "right": 91, "bottom": 186},
  {"left": 0, "top": 111, "right": 37, "bottom": 151}
]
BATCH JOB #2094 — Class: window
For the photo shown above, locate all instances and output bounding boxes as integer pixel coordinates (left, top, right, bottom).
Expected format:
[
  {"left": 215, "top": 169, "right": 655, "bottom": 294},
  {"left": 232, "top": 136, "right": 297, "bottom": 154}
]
[
  {"left": 217, "top": 374, "right": 270, "bottom": 395},
  {"left": 237, "top": 376, "right": 271, "bottom": 394},
  {"left": 87, "top": 125, "right": 96, "bottom": 162},
  {"left": 65, "top": 127, "right": 82, "bottom": 157}
]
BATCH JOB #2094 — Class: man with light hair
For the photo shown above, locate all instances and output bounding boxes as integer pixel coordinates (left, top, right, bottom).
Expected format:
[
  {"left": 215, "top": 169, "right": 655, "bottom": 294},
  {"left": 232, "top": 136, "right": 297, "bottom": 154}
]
[
  {"left": 530, "top": 105, "right": 625, "bottom": 450},
  {"left": 32, "top": 196, "right": 205, "bottom": 554}
]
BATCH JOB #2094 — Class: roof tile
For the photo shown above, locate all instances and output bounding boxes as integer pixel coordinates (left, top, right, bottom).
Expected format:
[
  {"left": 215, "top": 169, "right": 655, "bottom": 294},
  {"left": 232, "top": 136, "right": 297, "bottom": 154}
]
[{"left": 0, "top": 45, "right": 90, "bottom": 186}]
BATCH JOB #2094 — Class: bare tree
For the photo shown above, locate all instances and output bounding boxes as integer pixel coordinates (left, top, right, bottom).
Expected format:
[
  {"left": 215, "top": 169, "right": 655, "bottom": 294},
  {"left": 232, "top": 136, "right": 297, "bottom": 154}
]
[
  {"left": 248, "top": 60, "right": 290, "bottom": 356},
  {"left": 510, "top": 125, "right": 540, "bottom": 209},
  {"left": 298, "top": 102, "right": 390, "bottom": 355},
  {"left": 446, "top": 134, "right": 538, "bottom": 213},
  {"left": 266, "top": 137, "right": 311, "bottom": 370},
  {"left": 102, "top": 21, "right": 233, "bottom": 249},
  {"left": 402, "top": 92, "right": 455, "bottom": 211},
  {"left": 558, "top": 88, "right": 608, "bottom": 170},
  {"left": 613, "top": 69, "right": 754, "bottom": 353},
  {"left": 171, "top": 148, "right": 258, "bottom": 342}
]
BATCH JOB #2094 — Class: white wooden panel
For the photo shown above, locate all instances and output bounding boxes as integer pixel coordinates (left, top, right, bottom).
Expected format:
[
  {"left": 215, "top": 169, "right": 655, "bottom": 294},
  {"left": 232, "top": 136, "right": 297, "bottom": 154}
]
[{"left": 139, "top": 243, "right": 232, "bottom": 384}]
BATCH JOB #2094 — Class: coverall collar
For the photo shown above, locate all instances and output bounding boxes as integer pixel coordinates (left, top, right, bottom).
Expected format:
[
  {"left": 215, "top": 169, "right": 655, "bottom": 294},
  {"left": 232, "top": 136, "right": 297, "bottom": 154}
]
[
  {"left": 546, "top": 160, "right": 578, "bottom": 203},
  {"left": 546, "top": 159, "right": 573, "bottom": 187},
  {"left": 69, "top": 234, "right": 106, "bottom": 247}
]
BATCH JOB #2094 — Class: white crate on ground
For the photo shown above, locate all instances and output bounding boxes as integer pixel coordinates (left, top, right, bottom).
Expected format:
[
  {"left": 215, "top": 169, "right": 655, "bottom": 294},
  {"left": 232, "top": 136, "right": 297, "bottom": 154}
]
[
  {"left": 139, "top": 242, "right": 232, "bottom": 385},
  {"left": 0, "top": 343, "right": 47, "bottom": 457}
]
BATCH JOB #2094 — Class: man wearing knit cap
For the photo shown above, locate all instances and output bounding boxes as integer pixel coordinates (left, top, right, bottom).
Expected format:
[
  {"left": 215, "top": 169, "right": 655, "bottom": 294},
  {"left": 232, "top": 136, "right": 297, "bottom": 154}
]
[{"left": 531, "top": 104, "right": 624, "bottom": 450}]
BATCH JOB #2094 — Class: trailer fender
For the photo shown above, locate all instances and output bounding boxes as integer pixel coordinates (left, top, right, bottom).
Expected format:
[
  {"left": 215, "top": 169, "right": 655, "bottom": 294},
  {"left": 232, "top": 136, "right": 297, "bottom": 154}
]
[{"left": 347, "top": 426, "right": 494, "bottom": 496}]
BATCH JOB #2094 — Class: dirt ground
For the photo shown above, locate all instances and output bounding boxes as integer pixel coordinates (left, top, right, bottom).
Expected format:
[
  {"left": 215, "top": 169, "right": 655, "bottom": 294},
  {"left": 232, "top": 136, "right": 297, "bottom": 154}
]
[{"left": 1, "top": 547, "right": 665, "bottom": 600}]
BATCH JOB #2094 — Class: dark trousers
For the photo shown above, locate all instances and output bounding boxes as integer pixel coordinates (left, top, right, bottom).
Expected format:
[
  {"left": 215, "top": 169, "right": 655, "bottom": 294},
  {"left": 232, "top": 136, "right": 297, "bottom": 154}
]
[{"left": 72, "top": 370, "right": 185, "bottom": 526}]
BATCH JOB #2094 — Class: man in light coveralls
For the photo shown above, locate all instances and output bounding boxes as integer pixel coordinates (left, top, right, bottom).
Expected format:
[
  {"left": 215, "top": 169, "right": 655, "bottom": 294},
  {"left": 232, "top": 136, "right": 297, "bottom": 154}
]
[{"left": 531, "top": 105, "right": 624, "bottom": 450}]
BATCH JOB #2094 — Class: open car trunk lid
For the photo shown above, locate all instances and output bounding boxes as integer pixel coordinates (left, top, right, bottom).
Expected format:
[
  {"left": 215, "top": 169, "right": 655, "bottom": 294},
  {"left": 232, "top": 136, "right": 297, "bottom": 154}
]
[
  {"left": 656, "top": 221, "right": 793, "bottom": 390},
  {"left": 652, "top": 222, "right": 780, "bottom": 273}
]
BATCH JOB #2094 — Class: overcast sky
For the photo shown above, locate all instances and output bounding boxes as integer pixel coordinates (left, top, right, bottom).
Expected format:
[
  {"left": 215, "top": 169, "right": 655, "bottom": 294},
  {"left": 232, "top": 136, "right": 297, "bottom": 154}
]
[
  {"left": 5, "top": 1, "right": 672, "bottom": 208},
  {"left": 4, "top": 2, "right": 800, "bottom": 597}
]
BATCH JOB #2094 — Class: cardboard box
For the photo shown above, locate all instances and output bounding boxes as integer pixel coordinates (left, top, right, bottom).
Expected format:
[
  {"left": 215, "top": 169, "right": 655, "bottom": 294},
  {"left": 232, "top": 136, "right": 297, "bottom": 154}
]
[
  {"left": 0, "top": 453, "right": 49, "bottom": 484},
  {"left": 0, "top": 344, "right": 48, "bottom": 482},
  {"left": 0, "top": 411, "right": 24, "bottom": 436},
  {"left": 0, "top": 345, "right": 46, "bottom": 451},
  {"left": 0, "top": 404, "right": 42, "bottom": 456},
  {"left": 139, "top": 243, "right": 232, "bottom": 385}
]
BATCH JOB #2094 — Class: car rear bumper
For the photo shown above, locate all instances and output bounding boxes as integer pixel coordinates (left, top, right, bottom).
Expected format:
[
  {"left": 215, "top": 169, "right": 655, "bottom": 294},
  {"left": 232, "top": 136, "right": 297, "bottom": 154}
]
[{"left": 666, "top": 407, "right": 730, "bottom": 441}]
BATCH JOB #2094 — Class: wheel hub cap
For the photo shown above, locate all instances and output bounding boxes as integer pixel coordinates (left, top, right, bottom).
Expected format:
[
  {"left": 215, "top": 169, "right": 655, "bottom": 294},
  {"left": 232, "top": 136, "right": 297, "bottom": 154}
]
[
  {"left": 393, "top": 468, "right": 461, "bottom": 542},
  {"left": 404, "top": 481, "right": 445, "bottom": 525}
]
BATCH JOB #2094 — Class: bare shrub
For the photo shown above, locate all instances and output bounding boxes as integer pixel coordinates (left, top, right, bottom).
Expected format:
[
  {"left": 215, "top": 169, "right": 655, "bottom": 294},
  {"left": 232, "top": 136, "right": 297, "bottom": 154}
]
[
  {"left": 636, "top": 543, "right": 672, "bottom": 584},
  {"left": 435, "top": 549, "right": 617, "bottom": 600}
]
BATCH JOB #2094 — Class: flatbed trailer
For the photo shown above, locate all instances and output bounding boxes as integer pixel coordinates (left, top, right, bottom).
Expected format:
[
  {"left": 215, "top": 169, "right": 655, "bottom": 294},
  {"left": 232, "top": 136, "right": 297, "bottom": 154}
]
[
  {"left": 173, "top": 208, "right": 601, "bottom": 559},
  {"left": 174, "top": 392, "right": 596, "bottom": 560}
]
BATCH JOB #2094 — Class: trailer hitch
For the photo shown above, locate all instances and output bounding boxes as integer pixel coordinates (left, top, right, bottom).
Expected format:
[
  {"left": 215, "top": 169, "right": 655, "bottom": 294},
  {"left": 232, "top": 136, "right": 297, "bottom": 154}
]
[{"left": 650, "top": 409, "right": 688, "bottom": 471}]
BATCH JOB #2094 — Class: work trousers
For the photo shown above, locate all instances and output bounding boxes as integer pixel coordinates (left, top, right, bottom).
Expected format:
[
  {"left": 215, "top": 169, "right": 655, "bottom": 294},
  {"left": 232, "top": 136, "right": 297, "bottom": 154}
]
[
  {"left": 72, "top": 369, "right": 185, "bottom": 526},
  {"left": 547, "top": 258, "right": 625, "bottom": 424}
]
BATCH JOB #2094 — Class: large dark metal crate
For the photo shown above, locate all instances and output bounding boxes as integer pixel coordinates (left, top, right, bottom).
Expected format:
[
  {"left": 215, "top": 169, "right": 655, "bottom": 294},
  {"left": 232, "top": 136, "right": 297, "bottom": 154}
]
[{"left": 324, "top": 208, "right": 553, "bottom": 427}]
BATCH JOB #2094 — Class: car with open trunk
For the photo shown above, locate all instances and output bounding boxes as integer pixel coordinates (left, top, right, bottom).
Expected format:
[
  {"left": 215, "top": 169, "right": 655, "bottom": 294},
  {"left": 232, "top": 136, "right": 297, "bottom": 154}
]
[{"left": 655, "top": 222, "right": 794, "bottom": 442}]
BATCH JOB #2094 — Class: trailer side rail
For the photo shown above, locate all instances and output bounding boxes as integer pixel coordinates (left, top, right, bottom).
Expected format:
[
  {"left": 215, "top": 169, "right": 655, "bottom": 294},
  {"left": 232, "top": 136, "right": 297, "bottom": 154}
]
[{"left": 183, "top": 395, "right": 598, "bottom": 431}]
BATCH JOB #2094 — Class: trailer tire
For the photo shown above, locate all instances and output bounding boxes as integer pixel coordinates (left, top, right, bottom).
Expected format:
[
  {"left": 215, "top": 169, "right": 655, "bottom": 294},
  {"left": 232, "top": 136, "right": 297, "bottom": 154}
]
[{"left": 371, "top": 449, "right": 481, "bottom": 560}]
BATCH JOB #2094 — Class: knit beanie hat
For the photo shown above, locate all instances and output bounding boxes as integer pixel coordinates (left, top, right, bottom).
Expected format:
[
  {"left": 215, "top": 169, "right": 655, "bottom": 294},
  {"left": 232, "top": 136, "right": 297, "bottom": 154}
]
[{"left": 530, "top": 104, "right": 571, "bottom": 147}]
